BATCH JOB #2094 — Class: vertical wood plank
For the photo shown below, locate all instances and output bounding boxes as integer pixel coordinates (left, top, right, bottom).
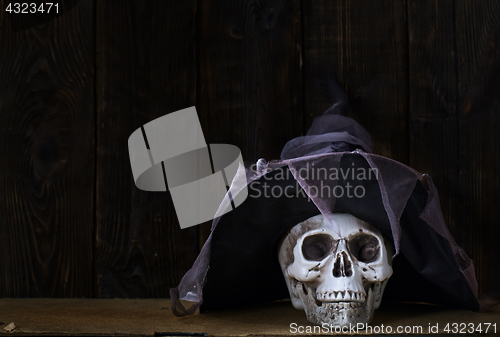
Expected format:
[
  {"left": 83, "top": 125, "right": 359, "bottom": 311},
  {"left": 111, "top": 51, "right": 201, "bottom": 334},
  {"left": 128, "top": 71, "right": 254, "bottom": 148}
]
[
  {"left": 0, "top": 0, "right": 95, "bottom": 297},
  {"left": 303, "top": 0, "right": 409, "bottom": 162},
  {"left": 455, "top": 0, "right": 500, "bottom": 294},
  {"left": 407, "top": 0, "right": 460, "bottom": 243},
  {"left": 409, "top": 0, "right": 500, "bottom": 295},
  {"left": 197, "top": 0, "right": 303, "bottom": 242},
  {"left": 198, "top": 0, "right": 303, "bottom": 162},
  {"left": 96, "top": 0, "right": 199, "bottom": 297}
]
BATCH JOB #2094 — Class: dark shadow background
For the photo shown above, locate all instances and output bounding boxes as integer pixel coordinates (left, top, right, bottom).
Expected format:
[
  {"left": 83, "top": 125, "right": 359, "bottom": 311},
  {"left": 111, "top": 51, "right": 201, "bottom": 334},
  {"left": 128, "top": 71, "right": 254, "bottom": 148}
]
[{"left": 0, "top": 0, "right": 498, "bottom": 299}]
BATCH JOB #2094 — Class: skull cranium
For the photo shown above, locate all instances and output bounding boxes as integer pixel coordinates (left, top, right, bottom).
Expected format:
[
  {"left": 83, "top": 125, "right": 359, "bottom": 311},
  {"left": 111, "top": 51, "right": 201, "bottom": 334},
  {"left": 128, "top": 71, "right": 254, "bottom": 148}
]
[{"left": 278, "top": 213, "right": 393, "bottom": 327}]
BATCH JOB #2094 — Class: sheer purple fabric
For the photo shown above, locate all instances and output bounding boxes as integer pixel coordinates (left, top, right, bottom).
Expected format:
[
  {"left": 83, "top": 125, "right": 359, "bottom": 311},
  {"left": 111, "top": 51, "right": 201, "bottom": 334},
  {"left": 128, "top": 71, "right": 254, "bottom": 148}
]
[
  {"left": 170, "top": 164, "right": 276, "bottom": 316},
  {"left": 171, "top": 150, "right": 480, "bottom": 315},
  {"left": 170, "top": 76, "right": 483, "bottom": 315},
  {"left": 419, "top": 174, "right": 478, "bottom": 299}
]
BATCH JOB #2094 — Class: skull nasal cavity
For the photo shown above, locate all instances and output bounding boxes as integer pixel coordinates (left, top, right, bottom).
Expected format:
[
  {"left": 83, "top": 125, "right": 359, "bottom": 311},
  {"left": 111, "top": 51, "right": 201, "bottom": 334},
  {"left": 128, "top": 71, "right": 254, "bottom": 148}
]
[{"left": 333, "top": 251, "right": 353, "bottom": 277}]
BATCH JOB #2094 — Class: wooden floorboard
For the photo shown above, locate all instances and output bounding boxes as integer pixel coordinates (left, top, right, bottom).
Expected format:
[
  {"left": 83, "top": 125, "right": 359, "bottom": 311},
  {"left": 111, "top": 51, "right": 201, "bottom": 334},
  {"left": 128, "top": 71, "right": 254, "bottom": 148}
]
[{"left": 0, "top": 299, "right": 498, "bottom": 336}]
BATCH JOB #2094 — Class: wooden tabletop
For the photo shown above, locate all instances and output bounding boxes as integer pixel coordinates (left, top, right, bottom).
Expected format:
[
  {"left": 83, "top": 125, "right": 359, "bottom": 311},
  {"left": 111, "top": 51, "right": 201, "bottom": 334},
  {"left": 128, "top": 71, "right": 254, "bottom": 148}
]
[{"left": 0, "top": 299, "right": 498, "bottom": 336}]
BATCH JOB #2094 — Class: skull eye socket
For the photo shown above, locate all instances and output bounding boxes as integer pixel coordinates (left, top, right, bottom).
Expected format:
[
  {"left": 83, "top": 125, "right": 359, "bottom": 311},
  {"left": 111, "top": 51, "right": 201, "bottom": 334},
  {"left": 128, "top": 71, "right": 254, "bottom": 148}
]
[
  {"left": 349, "top": 234, "right": 380, "bottom": 263},
  {"left": 302, "top": 234, "right": 333, "bottom": 261}
]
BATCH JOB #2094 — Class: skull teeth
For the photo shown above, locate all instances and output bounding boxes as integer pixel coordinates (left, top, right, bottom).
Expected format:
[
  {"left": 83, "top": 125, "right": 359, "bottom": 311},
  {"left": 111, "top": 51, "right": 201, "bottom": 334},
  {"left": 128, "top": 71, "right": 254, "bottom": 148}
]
[
  {"left": 317, "top": 290, "right": 366, "bottom": 303},
  {"left": 317, "top": 301, "right": 363, "bottom": 309}
]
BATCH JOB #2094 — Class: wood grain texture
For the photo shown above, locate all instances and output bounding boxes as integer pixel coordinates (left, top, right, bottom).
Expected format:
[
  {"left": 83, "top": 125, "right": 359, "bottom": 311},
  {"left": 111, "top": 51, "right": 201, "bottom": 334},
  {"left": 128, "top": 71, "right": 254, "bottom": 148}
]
[
  {"left": 409, "top": 0, "right": 500, "bottom": 295},
  {"left": 197, "top": 0, "right": 303, "bottom": 163},
  {"left": 303, "top": 0, "right": 409, "bottom": 162},
  {"left": 407, "top": 0, "right": 461, "bottom": 247},
  {"left": 0, "top": 0, "right": 498, "bottom": 300},
  {"left": 455, "top": 0, "right": 500, "bottom": 294},
  {"left": 96, "top": 0, "right": 199, "bottom": 297},
  {"left": 197, "top": 0, "right": 303, "bottom": 243},
  {"left": 0, "top": 0, "right": 95, "bottom": 297}
]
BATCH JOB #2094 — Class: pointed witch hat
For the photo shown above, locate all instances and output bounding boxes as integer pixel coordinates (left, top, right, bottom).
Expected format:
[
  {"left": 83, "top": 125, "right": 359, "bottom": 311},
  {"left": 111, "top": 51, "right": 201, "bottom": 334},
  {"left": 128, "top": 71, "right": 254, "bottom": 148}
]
[{"left": 170, "top": 75, "right": 480, "bottom": 316}]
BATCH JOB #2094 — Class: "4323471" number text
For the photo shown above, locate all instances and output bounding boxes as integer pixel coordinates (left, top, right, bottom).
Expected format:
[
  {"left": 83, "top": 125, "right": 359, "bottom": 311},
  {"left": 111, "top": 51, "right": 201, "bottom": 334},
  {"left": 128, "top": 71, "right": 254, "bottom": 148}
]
[{"left": 5, "top": 3, "right": 59, "bottom": 14}]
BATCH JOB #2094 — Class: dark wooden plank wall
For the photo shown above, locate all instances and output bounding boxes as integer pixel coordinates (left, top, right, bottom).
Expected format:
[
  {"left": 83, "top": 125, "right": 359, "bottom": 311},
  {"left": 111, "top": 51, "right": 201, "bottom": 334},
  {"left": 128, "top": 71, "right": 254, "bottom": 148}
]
[
  {"left": 408, "top": 0, "right": 460, "bottom": 255},
  {"left": 408, "top": 0, "right": 500, "bottom": 295},
  {"left": 95, "top": 0, "right": 199, "bottom": 298},
  {"left": 303, "top": 0, "right": 408, "bottom": 162},
  {"left": 0, "top": 0, "right": 498, "bottom": 298},
  {"left": 455, "top": 0, "right": 500, "bottom": 295},
  {"left": 0, "top": 0, "right": 95, "bottom": 297},
  {"left": 196, "top": 0, "right": 303, "bottom": 243}
]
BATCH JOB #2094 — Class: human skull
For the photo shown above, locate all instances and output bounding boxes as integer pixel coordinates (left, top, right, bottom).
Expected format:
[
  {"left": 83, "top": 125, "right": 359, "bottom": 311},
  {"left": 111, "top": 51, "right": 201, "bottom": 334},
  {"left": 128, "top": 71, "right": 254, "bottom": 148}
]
[{"left": 278, "top": 213, "right": 393, "bottom": 327}]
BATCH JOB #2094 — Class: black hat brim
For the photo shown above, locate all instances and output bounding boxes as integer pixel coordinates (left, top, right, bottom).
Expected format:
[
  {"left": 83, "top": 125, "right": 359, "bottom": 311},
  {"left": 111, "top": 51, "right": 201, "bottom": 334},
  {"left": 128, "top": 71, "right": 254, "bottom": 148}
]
[{"left": 200, "top": 153, "right": 479, "bottom": 312}]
